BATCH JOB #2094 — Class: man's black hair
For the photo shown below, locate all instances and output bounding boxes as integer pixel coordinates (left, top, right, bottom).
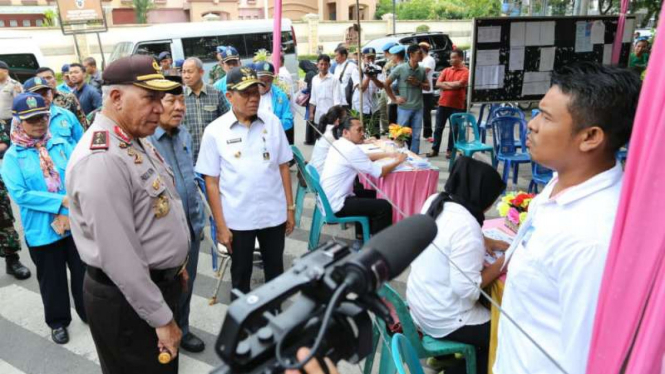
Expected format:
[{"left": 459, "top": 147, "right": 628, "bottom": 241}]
[
  {"left": 334, "top": 46, "right": 349, "bottom": 57},
  {"left": 83, "top": 57, "right": 97, "bottom": 67},
  {"left": 406, "top": 44, "right": 421, "bottom": 57},
  {"left": 36, "top": 67, "right": 55, "bottom": 75},
  {"left": 450, "top": 50, "right": 463, "bottom": 58},
  {"left": 317, "top": 54, "right": 331, "bottom": 63},
  {"left": 551, "top": 62, "right": 641, "bottom": 154},
  {"left": 69, "top": 63, "right": 85, "bottom": 72},
  {"left": 333, "top": 116, "right": 360, "bottom": 140}
]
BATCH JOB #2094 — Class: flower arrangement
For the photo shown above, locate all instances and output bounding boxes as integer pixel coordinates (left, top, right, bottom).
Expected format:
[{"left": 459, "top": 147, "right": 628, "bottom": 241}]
[
  {"left": 388, "top": 124, "right": 412, "bottom": 144},
  {"left": 496, "top": 191, "right": 535, "bottom": 232}
]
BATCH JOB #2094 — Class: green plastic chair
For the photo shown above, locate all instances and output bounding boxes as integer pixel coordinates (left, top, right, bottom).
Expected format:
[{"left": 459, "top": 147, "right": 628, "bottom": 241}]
[
  {"left": 304, "top": 164, "right": 371, "bottom": 251},
  {"left": 449, "top": 113, "right": 495, "bottom": 171},
  {"left": 364, "top": 284, "right": 477, "bottom": 374},
  {"left": 392, "top": 333, "right": 426, "bottom": 374},
  {"left": 290, "top": 145, "right": 315, "bottom": 228}
]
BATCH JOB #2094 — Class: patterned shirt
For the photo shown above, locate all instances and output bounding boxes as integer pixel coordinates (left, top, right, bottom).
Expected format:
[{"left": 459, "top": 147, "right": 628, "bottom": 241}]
[
  {"left": 182, "top": 83, "right": 230, "bottom": 160},
  {"left": 209, "top": 64, "right": 226, "bottom": 85},
  {"left": 53, "top": 91, "right": 90, "bottom": 130}
]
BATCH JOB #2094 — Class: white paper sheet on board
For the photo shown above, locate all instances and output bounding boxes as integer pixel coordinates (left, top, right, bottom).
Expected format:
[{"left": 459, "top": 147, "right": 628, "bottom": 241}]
[
  {"left": 539, "top": 47, "right": 556, "bottom": 71},
  {"left": 478, "top": 26, "right": 502, "bottom": 43},
  {"left": 510, "top": 22, "right": 526, "bottom": 47},
  {"left": 525, "top": 22, "right": 541, "bottom": 46},
  {"left": 603, "top": 44, "right": 613, "bottom": 65},
  {"left": 540, "top": 21, "right": 555, "bottom": 45},
  {"left": 509, "top": 46, "right": 525, "bottom": 71},
  {"left": 521, "top": 72, "right": 551, "bottom": 96},
  {"left": 623, "top": 18, "right": 636, "bottom": 43},
  {"left": 475, "top": 65, "right": 505, "bottom": 90},
  {"left": 591, "top": 20, "right": 606, "bottom": 44},
  {"left": 575, "top": 21, "right": 593, "bottom": 52},
  {"left": 476, "top": 49, "right": 500, "bottom": 66}
]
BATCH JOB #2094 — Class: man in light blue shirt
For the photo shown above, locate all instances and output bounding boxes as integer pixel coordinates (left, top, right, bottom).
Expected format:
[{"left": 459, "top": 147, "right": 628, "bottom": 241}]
[
  {"left": 146, "top": 76, "right": 207, "bottom": 354},
  {"left": 254, "top": 61, "right": 294, "bottom": 144},
  {"left": 213, "top": 46, "right": 241, "bottom": 107},
  {"left": 56, "top": 64, "right": 74, "bottom": 94},
  {"left": 22, "top": 77, "right": 84, "bottom": 148}
]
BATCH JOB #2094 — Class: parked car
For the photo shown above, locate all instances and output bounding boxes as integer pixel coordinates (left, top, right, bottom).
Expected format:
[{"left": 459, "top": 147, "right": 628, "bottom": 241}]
[
  {"left": 0, "top": 38, "right": 46, "bottom": 83},
  {"left": 362, "top": 32, "right": 455, "bottom": 71}
]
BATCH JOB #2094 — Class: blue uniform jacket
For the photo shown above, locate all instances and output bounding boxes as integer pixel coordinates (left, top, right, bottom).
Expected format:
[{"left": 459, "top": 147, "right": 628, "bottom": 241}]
[
  {"left": 50, "top": 105, "right": 84, "bottom": 149},
  {"left": 269, "top": 85, "right": 294, "bottom": 131},
  {"left": 147, "top": 126, "right": 206, "bottom": 237},
  {"left": 213, "top": 76, "right": 230, "bottom": 107},
  {"left": 56, "top": 83, "right": 72, "bottom": 94},
  {"left": 1, "top": 138, "right": 72, "bottom": 247}
]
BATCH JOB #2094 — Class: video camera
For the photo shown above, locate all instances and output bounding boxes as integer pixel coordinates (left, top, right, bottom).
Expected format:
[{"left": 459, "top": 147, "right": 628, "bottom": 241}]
[
  {"left": 364, "top": 64, "right": 383, "bottom": 78},
  {"left": 211, "top": 214, "right": 437, "bottom": 374}
]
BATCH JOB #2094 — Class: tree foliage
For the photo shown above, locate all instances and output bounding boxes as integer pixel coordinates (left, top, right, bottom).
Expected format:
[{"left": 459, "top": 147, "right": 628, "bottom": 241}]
[
  {"left": 132, "top": 0, "right": 154, "bottom": 24},
  {"left": 376, "top": 0, "right": 501, "bottom": 20}
]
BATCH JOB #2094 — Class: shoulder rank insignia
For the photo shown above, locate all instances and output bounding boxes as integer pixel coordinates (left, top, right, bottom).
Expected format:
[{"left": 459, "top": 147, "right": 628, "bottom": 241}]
[{"left": 90, "top": 131, "right": 109, "bottom": 150}]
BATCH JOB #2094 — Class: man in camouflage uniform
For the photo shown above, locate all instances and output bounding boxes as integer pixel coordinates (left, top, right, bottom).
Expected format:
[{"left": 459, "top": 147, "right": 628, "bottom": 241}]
[
  {"left": 36, "top": 67, "right": 90, "bottom": 130},
  {"left": 0, "top": 131, "right": 31, "bottom": 280},
  {"left": 208, "top": 46, "right": 227, "bottom": 85}
]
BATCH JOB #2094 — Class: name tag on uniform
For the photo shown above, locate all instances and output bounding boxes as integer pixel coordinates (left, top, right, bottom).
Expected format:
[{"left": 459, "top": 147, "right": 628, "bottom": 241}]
[
  {"left": 203, "top": 105, "right": 217, "bottom": 112},
  {"left": 227, "top": 138, "right": 242, "bottom": 144},
  {"left": 263, "top": 151, "right": 270, "bottom": 161}
]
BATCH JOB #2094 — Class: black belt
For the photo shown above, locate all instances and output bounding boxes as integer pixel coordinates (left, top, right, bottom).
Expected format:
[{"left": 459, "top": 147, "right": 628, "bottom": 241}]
[{"left": 87, "top": 264, "right": 184, "bottom": 286}]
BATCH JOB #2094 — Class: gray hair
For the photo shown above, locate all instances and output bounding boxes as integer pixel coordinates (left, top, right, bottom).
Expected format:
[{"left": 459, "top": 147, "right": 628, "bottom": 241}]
[
  {"left": 101, "top": 84, "right": 126, "bottom": 104},
  {"left": 184, "top": 57, "right": 204, "bottom": 70}
]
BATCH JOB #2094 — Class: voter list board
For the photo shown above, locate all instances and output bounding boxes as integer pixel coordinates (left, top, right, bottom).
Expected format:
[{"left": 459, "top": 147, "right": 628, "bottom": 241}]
[{"left": 468, "top": 16, "right": 636, "bottom": 104}]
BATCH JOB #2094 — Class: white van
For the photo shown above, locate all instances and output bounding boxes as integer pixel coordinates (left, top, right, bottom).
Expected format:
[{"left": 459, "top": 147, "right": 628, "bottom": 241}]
[
  {"left": 108, "top": 19, "right": 298, "bottom": 83},
  {"left": 0, "top": 37, "right": 46, "bottom": 83}
]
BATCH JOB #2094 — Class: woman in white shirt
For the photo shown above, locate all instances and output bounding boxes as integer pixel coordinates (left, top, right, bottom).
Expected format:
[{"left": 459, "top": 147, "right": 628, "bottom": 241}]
[
  {"left": 406, "top": 156, "right": 508, "bottom": 374},
  {"left": 320, "top": 117, "right": 406, "bottom": 237},
  {"left": 309, "top": 105, "right": 347, "bottom": 175}
]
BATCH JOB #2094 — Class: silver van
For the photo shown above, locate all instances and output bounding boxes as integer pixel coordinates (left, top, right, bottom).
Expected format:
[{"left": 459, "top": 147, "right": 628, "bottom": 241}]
[{"left": 108, "top": 19, "right": 298, "bottom": 83}]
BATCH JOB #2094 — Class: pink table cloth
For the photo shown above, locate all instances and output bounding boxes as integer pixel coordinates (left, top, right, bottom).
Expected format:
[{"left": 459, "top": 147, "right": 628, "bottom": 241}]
[{"left": 360, "top": 168, "right": 439, "bottom": 224}]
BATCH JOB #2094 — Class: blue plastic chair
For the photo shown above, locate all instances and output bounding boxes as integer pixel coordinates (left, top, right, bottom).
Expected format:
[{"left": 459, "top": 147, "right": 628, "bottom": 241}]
[
  {"left": 304, "top": 164, "right": 371, "bottom": 250},
  {"left": 616, "top": 143, "right": 629, "bottom": 163},
  {"left": 531, "top": 108, "right": 540, "bottom": 118},
  {"left": 490, "top": 106, "right": 525, "bottom": 120},
  {"left": 491, "top": 117, "right": 531, "bottom": 186},
  {"left": 449, "top": 113, "right": 494, "bottom": 170},
  {"left": 290, "top": 145, "right": 315, "bottom": 228},
  {"left": 391, "top": 334, "right": 426, "bottom": 374},
  {"left": 363, "top": 284, "right": 477, "bottom": 374},
  {"left": 528, "top": 162, "right": 553, "bottom": 193}
]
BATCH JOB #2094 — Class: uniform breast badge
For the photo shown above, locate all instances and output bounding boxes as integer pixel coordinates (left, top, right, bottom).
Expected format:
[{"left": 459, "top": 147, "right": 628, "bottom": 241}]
[
  {"left": 234, "top": 151, "right": 242, "bottom": 158},
  {"left": 90, "top": 130, "right": 110, "bottom": 150},
  {"left": 126, "top": 147, "right": 143, "bottom": 164},
  {"left": 153, "top": 194, "right": 170, "bottom": 218}
]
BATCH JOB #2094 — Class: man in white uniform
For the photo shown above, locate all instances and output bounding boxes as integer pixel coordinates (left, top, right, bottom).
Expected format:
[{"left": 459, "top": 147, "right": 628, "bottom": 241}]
[
  {"left": 495, "top": 63, "right": 641, "bottom": 374},
  {"left": 307, "top": 55, "right": 342, "bottom": 145},
  {"left": 196, "top": 66, "right": 295, "bottom": 298}
]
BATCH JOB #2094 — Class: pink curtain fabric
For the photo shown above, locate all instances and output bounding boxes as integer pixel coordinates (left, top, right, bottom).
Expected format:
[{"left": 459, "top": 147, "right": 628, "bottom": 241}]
[
  {"left": 587, "top": 8, "right": 665, "bottom": 373},
  {"left": 611, "top": 0, "right": 629, "bottom": 64},
  {"left": 360, "top": 170, "right": 439, "bottom": 223}
]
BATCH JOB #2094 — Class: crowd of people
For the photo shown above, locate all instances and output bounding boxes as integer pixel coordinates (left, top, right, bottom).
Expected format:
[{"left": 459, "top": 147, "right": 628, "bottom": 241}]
[{"left": 0, "top": 33, "right": 644, "bottom": 374}]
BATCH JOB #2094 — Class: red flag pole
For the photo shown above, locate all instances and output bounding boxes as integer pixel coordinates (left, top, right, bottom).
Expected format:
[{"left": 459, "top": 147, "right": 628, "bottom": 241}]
[{"left": 272, "top": 0, "right": 282, "bottom": 69}]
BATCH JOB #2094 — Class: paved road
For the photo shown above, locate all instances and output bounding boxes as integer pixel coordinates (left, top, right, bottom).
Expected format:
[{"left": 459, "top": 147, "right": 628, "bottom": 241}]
[{"left": 0, "top": 108, "right": 533, "bottom": 374}]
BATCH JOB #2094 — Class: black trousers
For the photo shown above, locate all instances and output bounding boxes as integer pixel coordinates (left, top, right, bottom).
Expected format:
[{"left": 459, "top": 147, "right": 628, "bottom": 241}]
[
  {"left": 388, "top": 104, "right": 398, "bottom": 125},
  {"left": 230, "top": 222, "right": 286, "bottom": 298},
  {"left": 444, "top": 321, "right": 490, "bottom": 374},
  {"left": 422, "top": 93, "right": 434, "bottom": 138},
  {"left": 336, "top": 189, "right": 392, "bottom": 237},
  {"left": 285, "top": 127, "right": 295, "bottom": 145},
  {"left": 305, "top": 120, "right": 316, "bottom": 145},
  {"left": 28, "top": 235, "right": 86, "bottom": 329},
  {"left": 432, "top": 106, "right": 464, "bottom": 153},
  {"left": 83, "top": 271, "right": 182, "bottom": 374}
]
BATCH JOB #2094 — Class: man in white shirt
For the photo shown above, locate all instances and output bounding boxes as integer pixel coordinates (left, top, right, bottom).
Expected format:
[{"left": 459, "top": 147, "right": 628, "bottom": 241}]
[
  {"left": 321, "top": 117, "right": 406, "bottom": 237},
  {"left": 351, "top": 47, "right": 384, "bottom": 139},
  {"left": 307, "top": 55, "right": 342, "bottom": 145},
  {"left": 419, "top": 42, "right": 436, "bottom": 141},
  {"left": 196, "top": 67, "right": 295, "bottom": 298},
  {"left": 495, "top": 63, "right": 642, "bottom": 374},
  {"left": 333, "top": 46, "right": 356, "bottom": 108}
]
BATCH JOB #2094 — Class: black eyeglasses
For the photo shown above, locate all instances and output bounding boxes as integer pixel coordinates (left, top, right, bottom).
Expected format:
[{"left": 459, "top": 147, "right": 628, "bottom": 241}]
[{"left": 25, "top": 114, "right": 49, "bottom": 125}]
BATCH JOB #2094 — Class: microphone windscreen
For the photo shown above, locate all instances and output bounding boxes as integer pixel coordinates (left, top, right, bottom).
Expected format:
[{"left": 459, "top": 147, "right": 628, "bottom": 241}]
[{"left": 361, "top": 214, "right": 437, "bottom": 279}]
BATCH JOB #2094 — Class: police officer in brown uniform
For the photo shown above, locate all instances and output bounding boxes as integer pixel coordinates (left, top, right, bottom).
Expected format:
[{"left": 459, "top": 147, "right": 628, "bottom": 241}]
[{"left": 66, "top": 55, "right": 190, "bottom": 374}]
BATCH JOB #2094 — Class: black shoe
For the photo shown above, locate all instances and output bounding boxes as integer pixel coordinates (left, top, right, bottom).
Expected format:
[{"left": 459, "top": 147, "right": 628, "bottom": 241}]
[
  {"left": 6, "top": 258, "right": 31, "bottom": 280},
  {"left": 181, "top": 332, "right": 205, "bottom": 353},
  {"left": 52, "top": 327, "right": 69, "bottom": 344},
  {"left": 426, "top": 151, "right": 439, "bottom": 158}
]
